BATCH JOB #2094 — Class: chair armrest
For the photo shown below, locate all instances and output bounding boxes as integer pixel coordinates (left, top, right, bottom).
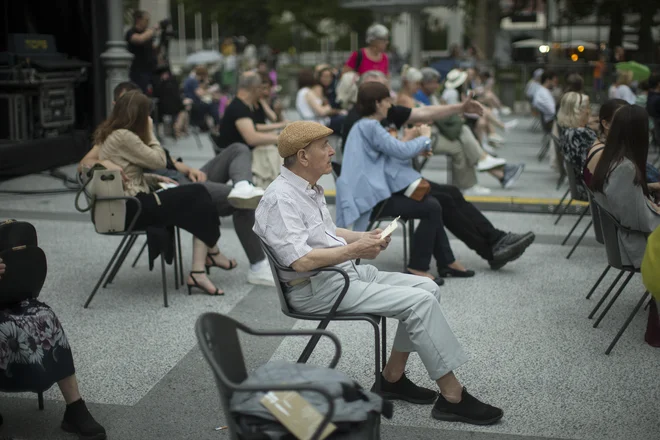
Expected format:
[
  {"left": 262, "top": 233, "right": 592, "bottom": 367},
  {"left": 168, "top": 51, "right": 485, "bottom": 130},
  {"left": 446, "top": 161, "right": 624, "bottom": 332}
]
[
  {"left": 231, "top": 382, "right": 335, "bottom": 440},
  {"left": 241, "top": 327, "right": 341, "bottom": 368},
  {"left": 313, "top": 266, "right": 351, "bottom": 325}
]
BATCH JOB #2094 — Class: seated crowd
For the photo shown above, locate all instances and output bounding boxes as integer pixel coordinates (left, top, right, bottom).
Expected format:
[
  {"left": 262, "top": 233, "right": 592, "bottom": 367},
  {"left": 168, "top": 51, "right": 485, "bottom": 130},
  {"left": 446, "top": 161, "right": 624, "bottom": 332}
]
[{"left": 8, "top": 22, "right": 660, "bottom": 438}]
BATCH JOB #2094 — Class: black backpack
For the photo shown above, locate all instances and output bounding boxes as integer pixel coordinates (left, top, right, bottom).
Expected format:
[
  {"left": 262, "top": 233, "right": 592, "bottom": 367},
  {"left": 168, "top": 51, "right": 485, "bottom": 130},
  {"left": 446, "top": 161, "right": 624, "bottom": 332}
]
[{"left": 0, "top": 220, "right": 47, "bottom": 306}]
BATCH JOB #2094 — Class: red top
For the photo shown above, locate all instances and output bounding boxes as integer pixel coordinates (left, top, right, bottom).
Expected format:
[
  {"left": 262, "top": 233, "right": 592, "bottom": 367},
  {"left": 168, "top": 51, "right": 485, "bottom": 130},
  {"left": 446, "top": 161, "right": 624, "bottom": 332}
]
[{"left": 345, "top": 48, "right": 389, "bottom": 75}]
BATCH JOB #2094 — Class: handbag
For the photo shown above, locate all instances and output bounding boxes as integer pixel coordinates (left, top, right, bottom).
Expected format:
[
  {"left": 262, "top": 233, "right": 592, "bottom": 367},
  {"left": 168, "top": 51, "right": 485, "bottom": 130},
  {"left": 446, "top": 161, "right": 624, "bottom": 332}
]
[
  {"left": 404, "top": 178, "right": 431, "bottom": 202},
  {"left": 0, "top": 220, "right": 46, "bottom": 307},
  {"left": 75, "top": 166, "right": 127, "bottom": 233}
]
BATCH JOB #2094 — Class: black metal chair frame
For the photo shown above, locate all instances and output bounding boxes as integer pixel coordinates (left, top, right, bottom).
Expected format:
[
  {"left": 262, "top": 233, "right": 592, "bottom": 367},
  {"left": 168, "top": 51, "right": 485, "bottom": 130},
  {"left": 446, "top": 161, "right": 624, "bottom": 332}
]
[
  {"left": 77, "top": 174, "right": 181, "bottom": 308},
  {"left": 586, "top": 196, "right": 651, "bottom": 354},
  {"left": 260, "top": 241, "right": 387, "bottom": 393},
  {"left": 560, "top": 162, "right": 592, "bottom": 259},
  {"left": 537, "top": 118, "right": 555, "bottom": 162},
  {"left": 195, "top": 312, "right": 344, "bottom": 440}
]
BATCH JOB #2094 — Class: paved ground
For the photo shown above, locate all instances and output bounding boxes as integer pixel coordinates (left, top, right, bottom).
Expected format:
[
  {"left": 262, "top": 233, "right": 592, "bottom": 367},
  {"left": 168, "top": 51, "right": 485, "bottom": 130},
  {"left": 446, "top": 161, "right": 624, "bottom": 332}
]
[{"left": 0, "top": 118, "right": 657, "bottom": 440}]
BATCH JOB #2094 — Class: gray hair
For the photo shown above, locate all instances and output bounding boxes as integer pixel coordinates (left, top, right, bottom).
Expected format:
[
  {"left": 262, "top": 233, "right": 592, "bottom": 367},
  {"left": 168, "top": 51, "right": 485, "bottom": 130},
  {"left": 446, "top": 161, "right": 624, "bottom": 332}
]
[
  {"left": 359, "top": 70, "right": 387, "bottom": 85},
  {"left": 420, "top": 67, "right": 441, "bottom": 84},
  {"left": 366, "top": 24, "right": 389, "bottom": 44},
  {"left": 283, "top": 155, "right": 297, "bottom": 168},
  {"left": 238, "top": 71, "right": 261, "bottom": 90}
]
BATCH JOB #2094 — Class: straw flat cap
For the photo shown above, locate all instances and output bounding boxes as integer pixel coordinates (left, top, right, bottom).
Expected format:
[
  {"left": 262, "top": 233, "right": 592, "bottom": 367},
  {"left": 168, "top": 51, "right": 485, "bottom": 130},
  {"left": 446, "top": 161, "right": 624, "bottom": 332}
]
[{"left": 278, "top": 121, "right": 333, "bottom": 158}]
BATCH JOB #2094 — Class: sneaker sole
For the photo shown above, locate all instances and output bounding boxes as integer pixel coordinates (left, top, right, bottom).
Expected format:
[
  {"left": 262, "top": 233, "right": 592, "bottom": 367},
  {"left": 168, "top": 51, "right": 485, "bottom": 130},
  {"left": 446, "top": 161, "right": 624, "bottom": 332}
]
[
  {"left": 431, "top": 407, "right": 503, "bottom": 425},
  {"left": 228, "top": 195, "right": 262, "bottom": 210},
  {"left": 503, "top": 165, "right": 525, "bottom": 189},
  {"left": 377, "top": 390, "right": 437, "bottom": 405},
  {"left": 61, "top": 422, "right": 107, "bottom": 440},
  {"left": 477, "top": 160, "right": 507, "bottom": 172}
]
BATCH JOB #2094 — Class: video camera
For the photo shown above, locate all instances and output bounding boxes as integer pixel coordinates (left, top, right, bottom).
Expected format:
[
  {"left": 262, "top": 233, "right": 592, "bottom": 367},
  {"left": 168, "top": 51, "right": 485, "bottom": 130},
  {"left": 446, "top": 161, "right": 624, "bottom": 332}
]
[{"left": 159, "top": 19, "right": 177, "bottom": 39}]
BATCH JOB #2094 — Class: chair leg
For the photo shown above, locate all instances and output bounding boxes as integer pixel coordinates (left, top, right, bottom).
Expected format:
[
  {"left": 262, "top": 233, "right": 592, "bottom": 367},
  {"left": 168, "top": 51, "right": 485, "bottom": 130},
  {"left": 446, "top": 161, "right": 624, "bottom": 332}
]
[
  {"left": 84, "top": 235, "right": 131, "bottom": 308},
  {"left": 161, "top": 255, "right": 169, "bottom": 308},
  {"left": 38, "top": 391, "right": 44, "bottom": 410},
  {"left": 381, "top": 318, "right": 387, "bottom": 371},
  {"left": 566, "top": 220, "right": 592, "bottom": 259},
  {"left": 552, "top": 188, "right": 570, "bottom": 215},
  {"left": 400, "top": 222, "right": 408, "bottom": 272},
  {"left": 561, "top": 206, "right": 588, "bottom": 246},
  {"left": 172, "top": 232, "right": 179, "bottom": 291},
  {"left": 554, "top": 198, "right": 573, "bottom": 225},
  {"left": 593, "top": 271, "right": 635, "bottom": 328},
  {"left": 297, "top": 321, "right": 330, "bottom": 364},
  {"left": 104, "top": 234, "right": 138, "bottom": 287},
  {"left": 588, "top": 270, "right": 625, "bottom": 319},
  {"left": 368, "top": 319, "right": 381, "bottom": 393},
  {"left": 407, "top": 219, "right": 415, "bottom": 269},
  {"left": 605, "top": 291, "right": 650, "bottom": 355},
  {"left": 586, "top": 265, "right": 611, "bottom": 299},
  {"left": 193, "top": 132, "right": 203, "bottom": 149},
  {"left": 103, "top": 237, "right": 133, "bottom": 288},
  {"left": 177, "top": 227, "right": 184, "bottom": 283},
  {"left": 538, "top": 136, "right": 550, "bottom": 161},
  {"left": 131, "top": 240, "right": 148, "bottom": 268}
]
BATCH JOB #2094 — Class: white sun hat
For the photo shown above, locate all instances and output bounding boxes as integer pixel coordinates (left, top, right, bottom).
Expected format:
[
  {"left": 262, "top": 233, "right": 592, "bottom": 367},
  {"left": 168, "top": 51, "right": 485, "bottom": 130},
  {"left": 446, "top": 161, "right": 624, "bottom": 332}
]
[{"left": 444, "top": 69, "right": 469, "bottom": 90}]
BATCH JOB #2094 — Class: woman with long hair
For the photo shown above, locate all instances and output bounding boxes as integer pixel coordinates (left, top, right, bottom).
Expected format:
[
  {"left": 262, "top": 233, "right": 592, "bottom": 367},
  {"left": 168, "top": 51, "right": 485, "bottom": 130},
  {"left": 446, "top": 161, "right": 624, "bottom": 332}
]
[
  {"left": 295, "top": 69, "right": 345, "bottom": 133},
  {"left": 336, "top": 82, "right": 535, "bottom": 281},
  {"left": 584, "top": 99, "right": 660, "bottom": 186},
  {"left": 590, "top": 104, "right": 660, "bottom": 268},
  {"left": 95, "top": 91, "right": 232, "bottom": 296}
]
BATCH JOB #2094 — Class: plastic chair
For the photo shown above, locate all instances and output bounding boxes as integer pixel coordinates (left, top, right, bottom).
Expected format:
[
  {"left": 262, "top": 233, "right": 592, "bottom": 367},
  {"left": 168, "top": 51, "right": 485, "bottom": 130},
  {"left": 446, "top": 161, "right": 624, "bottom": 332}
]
[
  {"left": 588, "top": 197, "right": 650, "bottom": 355},
  {"left": 260, "top": 241, "right": 387, "bottom": 393},
  {"left": 195, "top": 312, "right": 346, "bottom": 440}
]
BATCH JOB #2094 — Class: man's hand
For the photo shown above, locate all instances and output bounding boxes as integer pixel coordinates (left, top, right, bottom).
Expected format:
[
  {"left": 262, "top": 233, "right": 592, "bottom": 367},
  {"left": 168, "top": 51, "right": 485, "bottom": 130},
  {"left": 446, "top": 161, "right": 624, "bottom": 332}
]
[
  {"left": 368, "top": 229, "right": 391, "bottom": 250},
  {"left": 0, "top": 258, "right": 5, "bottom": 280},
  {"left": 462, "top": 99, "right": 484, "bottom": 116},
  {"left": 188, "top": 168, "right": 208, "bottom": 183},
  {"left": 351, "top": 234, "right": 386, "bottom": 260}
]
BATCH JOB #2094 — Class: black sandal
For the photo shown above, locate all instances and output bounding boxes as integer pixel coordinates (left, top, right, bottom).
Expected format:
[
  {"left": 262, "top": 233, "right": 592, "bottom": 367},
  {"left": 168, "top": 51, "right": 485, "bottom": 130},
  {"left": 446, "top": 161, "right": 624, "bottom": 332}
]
[
  {"left": 205, "top": 252, "right": 237, "bottom": 275},
  {"left": 438, "top": 267, "right": 476, "bottom": 278},
  {"left": 187, "top": 271, "right": 224, "bottom": 296}
]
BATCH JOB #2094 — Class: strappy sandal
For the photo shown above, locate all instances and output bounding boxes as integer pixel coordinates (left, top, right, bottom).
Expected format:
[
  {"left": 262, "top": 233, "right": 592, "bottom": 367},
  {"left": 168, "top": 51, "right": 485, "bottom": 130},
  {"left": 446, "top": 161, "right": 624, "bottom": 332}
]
[
  {"left": 205, "top": 251, "right": 237, "bottom": 275},
  {"left": 187, "top": 271, "right": 224, "bottom": 296}
]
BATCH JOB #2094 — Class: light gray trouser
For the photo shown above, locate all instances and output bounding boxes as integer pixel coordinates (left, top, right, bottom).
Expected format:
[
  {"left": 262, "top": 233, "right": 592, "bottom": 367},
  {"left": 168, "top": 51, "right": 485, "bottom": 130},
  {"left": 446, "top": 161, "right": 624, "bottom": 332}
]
[
  {"left": 287, "top": 263, "right": 468, "bottom": 380},
  {"left": 432, "top": 125, "right": 484, "bottom": 190}
]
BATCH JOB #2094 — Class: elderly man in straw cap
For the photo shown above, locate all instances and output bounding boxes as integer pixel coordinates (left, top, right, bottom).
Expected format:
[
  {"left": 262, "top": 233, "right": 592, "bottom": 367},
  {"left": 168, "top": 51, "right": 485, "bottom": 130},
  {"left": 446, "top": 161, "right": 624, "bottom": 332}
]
[{"left": 253, "top": 121, "right": 503, "bottom": 426}]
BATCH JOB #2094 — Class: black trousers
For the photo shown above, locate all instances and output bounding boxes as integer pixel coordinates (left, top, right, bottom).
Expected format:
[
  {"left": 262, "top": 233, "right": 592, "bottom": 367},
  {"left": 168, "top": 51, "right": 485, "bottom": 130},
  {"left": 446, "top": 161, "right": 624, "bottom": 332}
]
[
  {"left": 125, "top": 184, "right": 220, "bottom": 248},
  {"left": 378, "top": 181, "right": 504, "bottom": 271}
]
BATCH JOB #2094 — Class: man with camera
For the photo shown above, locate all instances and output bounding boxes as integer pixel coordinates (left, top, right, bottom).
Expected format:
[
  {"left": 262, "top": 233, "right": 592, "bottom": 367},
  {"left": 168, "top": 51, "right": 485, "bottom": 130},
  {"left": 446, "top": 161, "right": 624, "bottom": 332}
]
[{"left": 125, "top": 10, "right": 159, "bottom": 93}]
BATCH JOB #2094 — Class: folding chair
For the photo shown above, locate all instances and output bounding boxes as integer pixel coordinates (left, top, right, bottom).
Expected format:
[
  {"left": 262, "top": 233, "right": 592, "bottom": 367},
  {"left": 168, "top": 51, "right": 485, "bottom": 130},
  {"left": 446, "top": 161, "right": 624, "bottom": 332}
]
[
  {"left": 260, "top": 240, "right": 387, "bottom": 392},
  {"left": 587, "top": 197, "right": 651, "bottom": 354},
  {"left": 196, "top": 313, "right": 358, "bottom": 440}
]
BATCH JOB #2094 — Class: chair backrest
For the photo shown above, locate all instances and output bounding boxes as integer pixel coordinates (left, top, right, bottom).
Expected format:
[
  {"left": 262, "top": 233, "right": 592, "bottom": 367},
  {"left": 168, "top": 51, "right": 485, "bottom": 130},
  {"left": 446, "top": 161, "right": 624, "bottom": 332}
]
[
  {"left": 590, "top": 197, "right": 632, "bottom": 269},
  {"left": 260, "top": 240, "right": 295, "bottom": 315},
  {"left": 564, "top": 160, "right": 583, "bottom": 201},
  {"left": 195, "top": 312, "right": 249, "bottom": 438},
  {"left": 584, "top": 186, "right": 604, "bottom": 244}
]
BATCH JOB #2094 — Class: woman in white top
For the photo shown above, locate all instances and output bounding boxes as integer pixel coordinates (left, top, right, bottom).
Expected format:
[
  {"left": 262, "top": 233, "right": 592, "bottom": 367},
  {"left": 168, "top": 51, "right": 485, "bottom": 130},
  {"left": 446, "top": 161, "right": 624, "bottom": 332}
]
[
  {"left": 295, "top": 69, "right": 345, "bottom": 132},
  {"left": 615, "top": 70, "right": 636, "bottom": 105}
]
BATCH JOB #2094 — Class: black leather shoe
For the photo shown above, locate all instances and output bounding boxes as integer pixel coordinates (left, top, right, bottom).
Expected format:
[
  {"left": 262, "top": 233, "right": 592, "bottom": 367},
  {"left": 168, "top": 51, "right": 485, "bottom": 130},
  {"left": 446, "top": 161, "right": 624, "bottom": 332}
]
[
  {"left": 372, "top": 373, "right": 438, "bottom": 404},
  {"left": 61, "top": 399, "right": 107, "bottom": 440},
  {"left": 489, "top": 232, "right": 535, "bottom": 270},
  {"left": 432, "top": 387, "right": 503, "bottom": 425},
  {"left": 438, "top": 267, "right": 476, "bottom": 278}
]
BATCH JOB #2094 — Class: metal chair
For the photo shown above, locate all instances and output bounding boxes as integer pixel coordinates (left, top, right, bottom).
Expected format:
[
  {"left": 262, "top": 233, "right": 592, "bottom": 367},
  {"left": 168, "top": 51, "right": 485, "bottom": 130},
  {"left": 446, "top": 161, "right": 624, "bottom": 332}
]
[
  {"left": 588, "top": 197, "right": 650, "bottom": 355},
  {"left": 537, "top": 118, "right": 555, "bottom": 162},
  {"left": 195, "top": 312, "right": 345, "bottom": 440},
  {"left": 260, "top": 241, "right": 387, "bottom": 392},
  {"left": 76, "top": 173, "right": 178, "bottom": 308},
  {"left": 561, "top": 163, "right": 591, "bottom": 259}
]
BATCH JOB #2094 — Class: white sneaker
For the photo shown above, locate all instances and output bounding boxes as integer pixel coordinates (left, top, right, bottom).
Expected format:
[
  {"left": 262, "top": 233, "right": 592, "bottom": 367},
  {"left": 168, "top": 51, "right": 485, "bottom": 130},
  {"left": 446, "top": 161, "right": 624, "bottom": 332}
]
[
  {"left": 501, "top": 107, "right": 512, "bottom": 116},
  {"left": 247, "top": 263, "right": 276, "bottom": 287},
  {"left": 228, "top": 182, "right": 265, "bottom": 209},
  {"left": 477, "top": 155, "right": 507, "bottom": 172},
  {"left": 503, "top": 119, "right": 519, "bottom": 132},
  {"left": 463, "top": 184, "right": 492, "bottom": 196},
  {"left": 488, "top": 133, "right": 506, "bottom": 144}
]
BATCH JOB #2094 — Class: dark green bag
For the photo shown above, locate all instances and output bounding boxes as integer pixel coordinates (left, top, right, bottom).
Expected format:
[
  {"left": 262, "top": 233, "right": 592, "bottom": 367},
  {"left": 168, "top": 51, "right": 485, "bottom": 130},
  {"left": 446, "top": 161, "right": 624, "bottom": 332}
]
[{"left": 434, "top": 114, "right": 464, "bottom": 142}]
